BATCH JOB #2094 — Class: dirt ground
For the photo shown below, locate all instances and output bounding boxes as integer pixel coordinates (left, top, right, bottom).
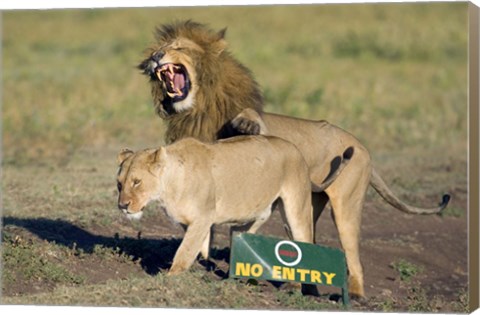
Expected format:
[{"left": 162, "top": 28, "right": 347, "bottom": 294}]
[
  {"left": 184, "top": 191, "right": 468, "bottom": 308},
  {"left": 2, "top": 150, "right": 468, "bottom": 311}
]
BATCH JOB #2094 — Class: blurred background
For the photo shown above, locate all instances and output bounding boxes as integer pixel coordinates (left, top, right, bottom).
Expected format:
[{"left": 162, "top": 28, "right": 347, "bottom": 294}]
[{"left": 2, "top": 3, "right": 468, "bottom": 165}]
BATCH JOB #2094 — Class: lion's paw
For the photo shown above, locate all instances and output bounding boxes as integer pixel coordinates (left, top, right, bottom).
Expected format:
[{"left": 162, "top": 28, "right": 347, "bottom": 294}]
[{"left": 231, "top": 117, "right": 261, "bottom": 135}]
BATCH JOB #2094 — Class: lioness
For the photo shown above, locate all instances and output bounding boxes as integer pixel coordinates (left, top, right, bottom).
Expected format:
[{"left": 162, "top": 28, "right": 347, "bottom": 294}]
[
  {"left": 230, "top": 108, "right": 451, "bottom": 297},
  {"left": 116, "top": 136, "right": 350, "bottom": 274},
  {"left": 138, "top": 21, "right": 450, "bottom": 297}
]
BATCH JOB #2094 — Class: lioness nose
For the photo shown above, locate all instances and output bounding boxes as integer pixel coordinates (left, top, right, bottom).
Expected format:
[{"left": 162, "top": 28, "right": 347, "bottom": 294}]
[{"left": 118, "top": 201, "right": 131, "bottom": 210}]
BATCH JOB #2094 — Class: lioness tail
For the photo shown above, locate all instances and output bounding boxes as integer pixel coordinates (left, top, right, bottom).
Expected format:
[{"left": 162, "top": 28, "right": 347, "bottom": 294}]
[{"left": 370, "top": 168, "right": 450, "bottom": 214}]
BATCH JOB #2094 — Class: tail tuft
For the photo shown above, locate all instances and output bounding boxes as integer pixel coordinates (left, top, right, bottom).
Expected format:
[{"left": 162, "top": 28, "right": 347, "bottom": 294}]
[
  {"left": 440, "top": 194, "right": 451, "bottom": 208},
  {"left": 343, "top": 146, "right": 354, "bottom": 161}
]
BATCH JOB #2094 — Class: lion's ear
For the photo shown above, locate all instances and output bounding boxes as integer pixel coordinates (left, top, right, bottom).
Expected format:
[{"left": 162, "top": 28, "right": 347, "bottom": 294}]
[
  {"left": 218, "top": 27, "right": 227, "bottom": 39},
  {"left": 117, "top": 149, "right": 134, "bottom": 165},
  {"left": 213, "top": 28, "right": 228, "bottom": 56}
]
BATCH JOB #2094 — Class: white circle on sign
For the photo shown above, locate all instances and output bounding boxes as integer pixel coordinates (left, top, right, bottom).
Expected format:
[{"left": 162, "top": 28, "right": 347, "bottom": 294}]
[{"left": 274, "top": 240, "right": 302, "bottom": 267}]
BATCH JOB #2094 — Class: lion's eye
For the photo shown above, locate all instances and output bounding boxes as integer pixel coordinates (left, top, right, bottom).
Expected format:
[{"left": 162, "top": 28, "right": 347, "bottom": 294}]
[
  {"left": 151, "top": 51, "right": 165, "bottom": 62},
  {"left": 117, "top": 181, "right": 122, "bottom": 192}
]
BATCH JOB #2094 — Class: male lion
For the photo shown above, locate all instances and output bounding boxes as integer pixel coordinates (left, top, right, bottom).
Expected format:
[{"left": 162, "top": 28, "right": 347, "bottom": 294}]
[
  {"left": 116, "top": 136, "right": 342, "bottom": 275},
  {"left": 138, "top": 21, "right": 450, "bottom": 298},
  {"left": 138, "top": 20, "right": 263, "bottom": 144}
]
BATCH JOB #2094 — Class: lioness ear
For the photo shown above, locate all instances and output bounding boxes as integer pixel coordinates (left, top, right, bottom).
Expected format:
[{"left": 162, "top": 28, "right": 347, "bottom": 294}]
[
  {"left": 150, "top": 147, "right": 167, "bottom": 174},
  {"left": 117, "top": 149, "right": 134, "bottom": 166},
  {"left": 153, "top": 147, "right": 167, "bottom": 163}
]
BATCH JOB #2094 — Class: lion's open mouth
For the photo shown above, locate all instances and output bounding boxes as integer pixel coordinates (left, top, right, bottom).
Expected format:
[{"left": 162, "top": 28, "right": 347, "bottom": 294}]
[{"left": 156, "top": 63, "right": 190, "bottom": 102}]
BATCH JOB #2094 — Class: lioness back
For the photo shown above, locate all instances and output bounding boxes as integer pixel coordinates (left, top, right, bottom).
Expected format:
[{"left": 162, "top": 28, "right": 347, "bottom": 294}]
[
  {"left": 216, "top": 135, "right": 306, "bottom": 167},
  {"left": 215, "top": 135, "right": 308, "bottom": 177},
  {"left": 206, "top": 136, "right": 310, "bottom": 221}
]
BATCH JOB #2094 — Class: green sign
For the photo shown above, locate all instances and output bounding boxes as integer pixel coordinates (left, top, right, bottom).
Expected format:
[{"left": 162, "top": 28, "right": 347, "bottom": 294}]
[{"left": 229, "top": 233, "right": 349, "bottom": 305}]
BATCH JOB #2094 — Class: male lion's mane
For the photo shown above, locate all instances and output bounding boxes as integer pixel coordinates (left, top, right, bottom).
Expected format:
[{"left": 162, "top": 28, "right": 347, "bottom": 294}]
[{"left": 144, "top": 21, "right": 264, "bottom": 143}]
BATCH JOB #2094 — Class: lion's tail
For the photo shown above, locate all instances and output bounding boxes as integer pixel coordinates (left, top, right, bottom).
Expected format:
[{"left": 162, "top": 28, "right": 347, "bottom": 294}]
[{"left": 370, "top": 168, "right": 450, "bottom": 215}]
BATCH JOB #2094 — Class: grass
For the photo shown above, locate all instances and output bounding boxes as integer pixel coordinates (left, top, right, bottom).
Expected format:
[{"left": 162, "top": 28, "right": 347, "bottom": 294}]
[
  {"left": 2, "top": 3, "right": 468, "bottom": 163},
  {"left": 2, "top": 230, "right": 85, "bottom": 290},
  {"left": 387, "top": 259, "right": 468, "bottom": 312},
  {"left": 2, "top": 266, "right": 338, "bottom": 310},
  {"left": 1, "top": 2, "right": 469, "bottom": 312},
  {"left": 391, "top": 259, "right": 424, "bottom": 282}
]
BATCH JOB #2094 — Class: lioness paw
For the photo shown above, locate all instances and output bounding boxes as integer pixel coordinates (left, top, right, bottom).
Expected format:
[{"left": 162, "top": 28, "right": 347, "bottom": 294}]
[{"left": 167, "top": 267, "right": 184, "bottom": 276}]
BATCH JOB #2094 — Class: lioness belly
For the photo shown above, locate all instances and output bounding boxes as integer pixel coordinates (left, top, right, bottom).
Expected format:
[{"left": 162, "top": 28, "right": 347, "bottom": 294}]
[
  {"left": 211, "top": 139, "right": 285, "bottom": 222},
  {"left": 214, "top": 203, "right": 274, "bottom": 226}
]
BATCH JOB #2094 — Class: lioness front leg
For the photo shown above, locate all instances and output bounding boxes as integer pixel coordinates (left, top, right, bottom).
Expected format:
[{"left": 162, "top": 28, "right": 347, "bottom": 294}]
[
  {"left": 200, "top": 228, "right": 212, "bottom": 260},
  {"left": 169, "top": 220, "right": 213, "bottom": 275}
]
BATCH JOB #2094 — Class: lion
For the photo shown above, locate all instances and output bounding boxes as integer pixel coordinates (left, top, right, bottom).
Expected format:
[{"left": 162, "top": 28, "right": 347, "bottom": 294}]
[
  {"left": 138, "top": 20, "right": 263, "bottom": 144},
  {"left": 116, "top": 136, "right": 351, "bottom": 275},
  {"left": 138, "top": 21, "right": 450, "bottom": 298}
]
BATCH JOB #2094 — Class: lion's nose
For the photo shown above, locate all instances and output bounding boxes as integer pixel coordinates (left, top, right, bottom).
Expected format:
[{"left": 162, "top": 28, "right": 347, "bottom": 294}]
[{"left": 118, "top": 201, "right": 131, "bottom": 210}]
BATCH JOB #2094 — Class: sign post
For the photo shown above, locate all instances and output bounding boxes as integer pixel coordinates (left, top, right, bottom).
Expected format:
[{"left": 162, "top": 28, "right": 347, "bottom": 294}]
[{"left": 229, "top": 233, "right": 349, "bottom": 306}]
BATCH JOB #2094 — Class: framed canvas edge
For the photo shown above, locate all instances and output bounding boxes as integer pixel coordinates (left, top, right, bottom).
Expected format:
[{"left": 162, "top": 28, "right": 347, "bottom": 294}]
[{"left": 469, "top": 1, "right": 480, "bottom": 312}]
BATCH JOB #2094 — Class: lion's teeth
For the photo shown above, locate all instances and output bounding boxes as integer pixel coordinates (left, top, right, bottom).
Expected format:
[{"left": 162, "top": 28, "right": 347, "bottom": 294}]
[
  {"left": 176, "top": 88, "right": 183, "bottom": 96},
  {"left": 167, "top": 92, "right": 176, "bottom": 98}
]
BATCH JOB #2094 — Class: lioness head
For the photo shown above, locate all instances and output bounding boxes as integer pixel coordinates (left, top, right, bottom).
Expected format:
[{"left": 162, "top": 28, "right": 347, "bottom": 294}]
[
  {"left": 116, "top": 148, "right": 166, "bottom": 220},
  {"left": 138, "top": 20, "right": 227, "bottom": 115}
]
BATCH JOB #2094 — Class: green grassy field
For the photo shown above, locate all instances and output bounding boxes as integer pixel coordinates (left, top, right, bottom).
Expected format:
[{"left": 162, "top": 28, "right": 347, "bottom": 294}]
[{"left": 1, "top": 3, "right": 469, "bottom": 311}]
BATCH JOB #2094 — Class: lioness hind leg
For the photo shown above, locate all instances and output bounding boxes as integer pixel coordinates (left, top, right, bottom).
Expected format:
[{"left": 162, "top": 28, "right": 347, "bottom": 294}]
[
  {"left": 169, "top": 220, "right": 213, "bottom": 275},
  {"left": 331, "top": 201, "right": 365, "bottom": 298},
  {"left": 280, "top": 193, "right": 319, "bottom": 296},
  {"left": 312, "top": 192, "right": 330, "bottom": 242},
  {"left": 327, "top": 157, "right": 371, "bottom": 298},
  {"left": 280, "top": 194, "right": 314, "bottom": 244}
]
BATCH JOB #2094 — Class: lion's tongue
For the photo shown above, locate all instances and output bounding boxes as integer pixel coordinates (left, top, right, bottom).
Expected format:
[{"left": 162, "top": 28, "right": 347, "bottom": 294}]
[
  {"left": 165, "top": 73, "right": 186, "bottom": 98},
  {"left": 173, "top": 73, "right": 185, "bottom": 90}
]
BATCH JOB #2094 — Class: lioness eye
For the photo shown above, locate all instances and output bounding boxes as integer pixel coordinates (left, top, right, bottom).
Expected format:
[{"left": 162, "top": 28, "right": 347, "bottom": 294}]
[
  {"left": 117, "top": 181, "right": 122, "bottom": 192},
  {"left": 133, "top": 179, "right": 141, "bottom": 187}
]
